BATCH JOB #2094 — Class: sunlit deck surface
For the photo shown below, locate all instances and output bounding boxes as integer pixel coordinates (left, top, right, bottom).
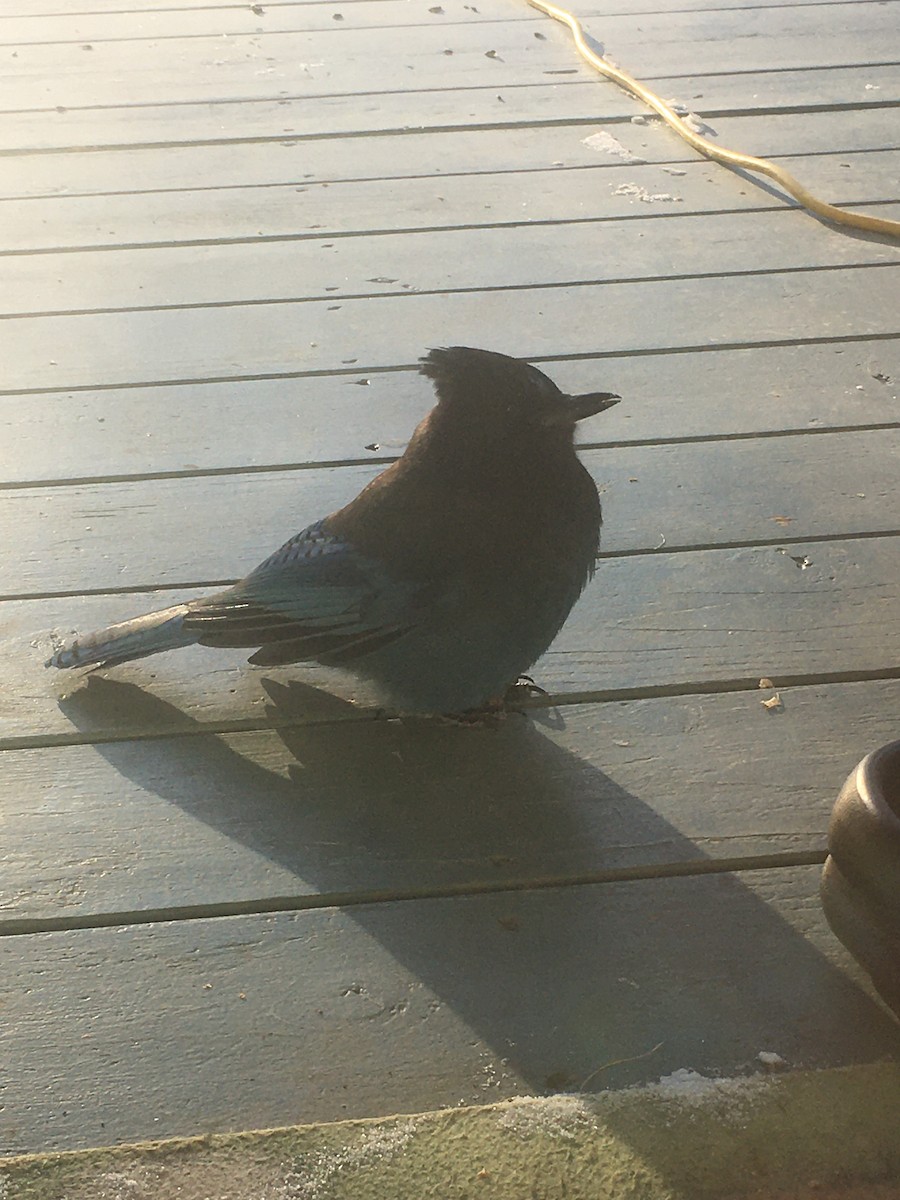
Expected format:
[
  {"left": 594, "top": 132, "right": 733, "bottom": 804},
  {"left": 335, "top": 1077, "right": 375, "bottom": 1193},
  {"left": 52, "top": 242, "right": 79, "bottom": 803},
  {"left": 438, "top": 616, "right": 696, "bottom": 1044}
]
[{"left": 1, "top": 0, "right": 898, "bottom": 1158}]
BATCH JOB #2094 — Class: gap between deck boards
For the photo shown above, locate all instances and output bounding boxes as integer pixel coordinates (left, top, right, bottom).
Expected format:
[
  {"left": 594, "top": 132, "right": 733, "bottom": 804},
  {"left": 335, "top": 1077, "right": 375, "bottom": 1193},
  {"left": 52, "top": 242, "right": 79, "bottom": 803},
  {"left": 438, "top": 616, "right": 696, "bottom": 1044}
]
[
  {"left": 3, "top": 139, "right": 892, "bottom": 202},
  {"left": 5, "top": 98, "right": 899, "bottom": 158},
  {"left": 4, "top": 106, "right": 896, "bottom": 199},
  {"left": 6, "top": 204, "right": 900, "bottom": 263},
  {"left": 0, "top": 848, "right": 829, "bottom": 939},
  {"left": 4, "top": 0, "right": 899, "bottom": 48},
  {"left": 4, "top": 0, "right": 896, "bottom": 21},
  {"left": 5, "top": 260, "right": 899, "bottom": 323},
  {"left": 8, "top": 526, "right": 900, "bottom": 600},
  {"left": 5, "top": 664, "right": 900, "bottom": 752},
  {"left": 2, "top": 422, "right": 899, "bottom": 492},
  {"left": 3, "top": 332, "right": 898, "bottom": 399},
  {"left": 2, "top": 1, "right": 896, "bottom": 116},
  {"left": 5, "top": 522, "right": 900, "bottom": 599}
]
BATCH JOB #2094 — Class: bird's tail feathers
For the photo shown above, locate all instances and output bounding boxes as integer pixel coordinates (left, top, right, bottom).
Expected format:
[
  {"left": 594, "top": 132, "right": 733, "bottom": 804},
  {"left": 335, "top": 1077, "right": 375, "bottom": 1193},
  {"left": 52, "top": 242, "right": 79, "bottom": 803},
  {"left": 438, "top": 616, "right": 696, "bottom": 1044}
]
[{"left": 46, "top": 603, "right": 198, "bottom": 670}]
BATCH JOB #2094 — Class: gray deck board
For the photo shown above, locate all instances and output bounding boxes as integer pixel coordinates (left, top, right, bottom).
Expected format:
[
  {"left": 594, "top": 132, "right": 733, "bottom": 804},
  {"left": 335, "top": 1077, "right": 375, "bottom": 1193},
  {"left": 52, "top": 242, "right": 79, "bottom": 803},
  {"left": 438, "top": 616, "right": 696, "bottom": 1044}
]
[
  {"left": 5, "top": 0, "right": 891, "bottom": 41},
  {"left": 2, "top": 266, "right": 896, "bottom": 395},
  {"left": 3, "top": 341, "right": 895, "bottom": 484},
  {"left": 6, "top": 64, "right": 899, "bottom": 151},
  {"left": 7, "top": 152, "right": 900, "bottom": 269},
  {"left": 4, "top": 108, "right": 897, "bottom": 200},
  {"left": 7, "top": 151, "right": 899, "bottom": 259},
  {"left": 5, "top": 430, "right": 898, "bottom": 592},
  {"left": 6, "top": 536, "right": 896, "bottom": 743},
  {"left": 3, "top": 3, "right": 896, "bottom": 110},
  {"left": 1, "top": 0, "right": 898, "bottom": 1158},
  {"left": 1, "top": 680, "right": 898, "bottom": 923},
  {"left": 7, "top": 0, "right": 884, "bottom": 14},
  {"left": 2, "top": 865, "right": 899, "bottom": 1155},
  {"left": 7, "top": 207, "right": 899, "bottom": 317}
]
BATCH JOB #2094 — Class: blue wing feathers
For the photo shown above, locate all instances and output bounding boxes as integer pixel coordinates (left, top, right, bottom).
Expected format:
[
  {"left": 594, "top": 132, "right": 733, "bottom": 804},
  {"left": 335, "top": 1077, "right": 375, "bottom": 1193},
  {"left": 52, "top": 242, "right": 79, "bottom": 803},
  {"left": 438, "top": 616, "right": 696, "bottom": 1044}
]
[{"left": 184, "top": 521, "right": 423, "bottom": 654}]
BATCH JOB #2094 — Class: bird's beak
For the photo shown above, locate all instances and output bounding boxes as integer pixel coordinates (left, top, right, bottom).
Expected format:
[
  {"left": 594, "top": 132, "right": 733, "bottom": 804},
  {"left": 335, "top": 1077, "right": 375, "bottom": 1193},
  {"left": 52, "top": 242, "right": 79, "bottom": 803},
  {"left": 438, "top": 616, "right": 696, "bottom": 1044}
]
[{"left": 546, "top": 392, "right": 621, "bottom": 424}]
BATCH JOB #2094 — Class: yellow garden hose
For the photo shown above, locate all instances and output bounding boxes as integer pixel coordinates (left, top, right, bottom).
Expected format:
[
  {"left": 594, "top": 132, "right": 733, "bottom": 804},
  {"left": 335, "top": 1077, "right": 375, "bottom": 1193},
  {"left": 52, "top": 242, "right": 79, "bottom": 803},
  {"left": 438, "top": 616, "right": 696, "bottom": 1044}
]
[{"left": 528, "top": 0, "right": 900, "bottom": 240}]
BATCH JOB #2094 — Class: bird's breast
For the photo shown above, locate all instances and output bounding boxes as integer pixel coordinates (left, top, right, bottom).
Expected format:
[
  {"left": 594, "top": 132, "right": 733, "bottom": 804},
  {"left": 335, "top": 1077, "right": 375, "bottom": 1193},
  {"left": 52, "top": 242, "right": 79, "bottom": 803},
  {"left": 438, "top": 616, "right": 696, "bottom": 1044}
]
[{"left": 327, "top": 451, "right": 600, "bottom": 588}]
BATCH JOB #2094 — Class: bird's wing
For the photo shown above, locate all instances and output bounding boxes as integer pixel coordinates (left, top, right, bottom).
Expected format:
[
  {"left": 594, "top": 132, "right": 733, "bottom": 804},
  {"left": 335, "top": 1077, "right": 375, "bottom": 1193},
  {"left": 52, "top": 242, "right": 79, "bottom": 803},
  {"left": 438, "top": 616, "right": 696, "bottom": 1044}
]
[{"left": 183, "top": 520, "right": 426, "bottom": 663}]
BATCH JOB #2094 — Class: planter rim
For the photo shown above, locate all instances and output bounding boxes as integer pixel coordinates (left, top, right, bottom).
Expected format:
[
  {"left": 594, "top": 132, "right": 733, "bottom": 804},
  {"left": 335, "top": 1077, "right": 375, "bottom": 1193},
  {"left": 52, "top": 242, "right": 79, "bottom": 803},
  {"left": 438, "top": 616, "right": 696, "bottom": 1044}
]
[{"left": 858, "top": 738, "right": 900, "bottom": 825}]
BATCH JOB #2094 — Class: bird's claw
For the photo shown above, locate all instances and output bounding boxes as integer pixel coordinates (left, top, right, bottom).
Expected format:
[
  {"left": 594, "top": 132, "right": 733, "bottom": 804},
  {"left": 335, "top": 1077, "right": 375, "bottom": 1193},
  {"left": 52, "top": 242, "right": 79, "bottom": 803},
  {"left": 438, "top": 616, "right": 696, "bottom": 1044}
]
[{"left": 505, "top": 674, "right": 549, "bottom": 701}]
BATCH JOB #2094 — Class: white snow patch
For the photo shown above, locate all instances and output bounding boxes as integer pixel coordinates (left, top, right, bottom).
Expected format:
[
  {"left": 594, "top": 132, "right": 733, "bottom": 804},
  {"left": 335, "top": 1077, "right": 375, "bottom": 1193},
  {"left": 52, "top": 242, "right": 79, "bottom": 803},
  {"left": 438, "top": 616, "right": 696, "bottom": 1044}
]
[
  {"left": 278, "top": 1121, "right": 421, "bottom": 1200},
  {"left": 582, "top": 131, "right": 646, "bottom": 163},
  {"left": 684, "top": 112, "right": 717, "bottom": 136},
  {"left": 757, "top": 1050, "right": 787, "bottom": 1069},
  {"left": 497, "top": 1094, "right": 597, "bottom": 1140},
  {"left": 95, "top": 1170, "right": 159, "bottom": 1200},
  {"left": 609, "top": 1068, "right": 770, "bottom": 1119},
  {"left": 613, "top": 182, "right": 682, "bottom": 203}
]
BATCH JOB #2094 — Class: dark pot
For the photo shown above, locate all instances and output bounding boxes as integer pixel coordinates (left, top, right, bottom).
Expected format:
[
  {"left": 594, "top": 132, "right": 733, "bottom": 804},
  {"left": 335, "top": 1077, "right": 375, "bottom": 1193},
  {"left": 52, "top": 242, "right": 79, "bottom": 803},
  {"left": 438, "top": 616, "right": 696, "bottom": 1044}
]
[{"left": 821, "top": 739, "right": 900, "bottom": 1020}]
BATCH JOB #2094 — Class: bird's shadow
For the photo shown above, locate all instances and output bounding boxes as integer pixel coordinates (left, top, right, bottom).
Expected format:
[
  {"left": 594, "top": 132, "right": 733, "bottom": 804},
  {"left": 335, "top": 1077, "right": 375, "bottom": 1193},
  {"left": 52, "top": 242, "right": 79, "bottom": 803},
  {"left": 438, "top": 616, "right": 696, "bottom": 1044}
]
[{"left": 59, "top": 676, "right": 900, "bottom": 1108}]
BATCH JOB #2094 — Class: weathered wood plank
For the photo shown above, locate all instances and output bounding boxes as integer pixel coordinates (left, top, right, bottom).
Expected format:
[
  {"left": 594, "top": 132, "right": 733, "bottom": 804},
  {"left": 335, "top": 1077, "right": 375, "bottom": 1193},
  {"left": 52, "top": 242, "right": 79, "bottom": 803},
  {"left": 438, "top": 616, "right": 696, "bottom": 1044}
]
[
  {"left": 4, "top": 342, "right": 896, "bottom": 484},
  {"left": 0, "top": 0, "right": 562, "bottom": 42},
  {"left": 8, "top": 536, "right": 898, "bottom": 743},
  {"left": 2, "top": 680, "right": 898, "bottom": 921},
  {"left": 7, "top": 206, "right": 899, "bottom": 319},
  {"left": 3, "top": 5, "right": 896, "bottom": 110},
  {"left": 5, "top": 0, "right": 878, "bottom": 15},
  {"left": 3, "top": 0, "right": 888, "bottom": 42},
  {"left": 6, "top": 149, "right": 897, "bottom": 259},
  {"left": 2, "top": 865, "right": 898, "bottom": 1153},
  {"left": 1, "top": 266, "right": 896, "bottom": 394},
  {"left": 5, "top": 430, "right": 899, "bottom": 594},
  {"left": 7, "top": 64, "right": 900, "bottom": 152},
  {"left": 3, "top": 109, "right": 894, "bottom": 200}
]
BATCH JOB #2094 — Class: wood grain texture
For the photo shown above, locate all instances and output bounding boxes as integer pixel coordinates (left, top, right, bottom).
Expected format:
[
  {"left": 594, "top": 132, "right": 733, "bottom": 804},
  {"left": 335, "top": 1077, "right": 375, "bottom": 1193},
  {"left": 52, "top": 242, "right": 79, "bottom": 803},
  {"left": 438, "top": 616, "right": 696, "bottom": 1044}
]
[
  {"left": 3, "top": 0, "right": 589, "bottom": 42},
  {"left": 5, "top": 0, "right": 877, "bottom": 15},
  {"left": 3, "top": 341, "right": 896, "bottom": 484},
  {"left": 3, "top": 4, "right": 896, "bottom": 110},
  {"left": 1, "top": 865, "right": 898, "bottom": 1154},
  {"left": 6, "top": 206, "right": 899, "bottom": 319},
  {"left": 2, "top": 108, "right": 896, "bottom": 200},
  {"left": 7, "top": 151, "right": 899, "bottom": 259},
  {"left": 6, "top": 63, "right": 899, "bottom": 152},
  {"left": 7, "top": 536, "right": 897, "bottom": 743},
  {"left": 2, "top": 680, "right": 899, "bottom": 921},
  {"left": 2, "top": 265, "right": 897, "bottom": 394},
  {"left": 4, "top": 429, "right": 898, "bottom": 594},
  {"left": 3, "top": 0, "right": 886, "bottom": 43}
]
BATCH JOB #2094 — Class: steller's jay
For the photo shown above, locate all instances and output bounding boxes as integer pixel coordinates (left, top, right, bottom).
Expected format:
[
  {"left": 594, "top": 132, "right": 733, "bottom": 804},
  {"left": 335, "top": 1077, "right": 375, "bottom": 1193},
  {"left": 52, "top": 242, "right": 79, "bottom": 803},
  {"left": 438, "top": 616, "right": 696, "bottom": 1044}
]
[{"left": 47, "top": 347, "right": 620, "bottom": 713}]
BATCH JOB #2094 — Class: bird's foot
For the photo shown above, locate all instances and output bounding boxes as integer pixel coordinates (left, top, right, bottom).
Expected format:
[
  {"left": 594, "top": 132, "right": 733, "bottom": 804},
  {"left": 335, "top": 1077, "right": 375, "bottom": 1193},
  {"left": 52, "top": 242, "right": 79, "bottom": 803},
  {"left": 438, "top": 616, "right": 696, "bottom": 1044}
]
[
  {"left": 436, "top": 677, "right": 546, "bottom": 726},
  {"left": 504, "top": 674, "right": 549, "bottom": 707}
]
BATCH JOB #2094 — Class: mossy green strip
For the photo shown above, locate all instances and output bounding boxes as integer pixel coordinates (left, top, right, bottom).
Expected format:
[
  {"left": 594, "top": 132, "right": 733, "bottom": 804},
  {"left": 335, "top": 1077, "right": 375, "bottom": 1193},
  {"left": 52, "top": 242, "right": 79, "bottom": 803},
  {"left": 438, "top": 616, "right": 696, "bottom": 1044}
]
[{"left": 3, "top": 1063, "right": 900, "bottom": 1200}]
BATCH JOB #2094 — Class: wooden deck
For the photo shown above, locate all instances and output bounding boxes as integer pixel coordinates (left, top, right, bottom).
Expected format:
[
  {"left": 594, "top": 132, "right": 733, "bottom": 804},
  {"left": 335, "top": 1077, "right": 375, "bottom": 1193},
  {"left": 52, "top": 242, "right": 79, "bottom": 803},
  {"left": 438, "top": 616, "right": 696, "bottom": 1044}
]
[{"left": 1, "top": 0, "right": 899, "bottom": 1158}]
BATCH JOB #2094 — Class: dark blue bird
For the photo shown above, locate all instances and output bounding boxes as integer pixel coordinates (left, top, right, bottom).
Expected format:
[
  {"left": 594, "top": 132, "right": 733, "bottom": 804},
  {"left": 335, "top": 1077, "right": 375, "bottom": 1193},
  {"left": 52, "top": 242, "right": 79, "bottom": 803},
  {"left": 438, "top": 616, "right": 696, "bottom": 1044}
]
[{"left": 47, "top": 347, "right": 620, "bottom": 713}]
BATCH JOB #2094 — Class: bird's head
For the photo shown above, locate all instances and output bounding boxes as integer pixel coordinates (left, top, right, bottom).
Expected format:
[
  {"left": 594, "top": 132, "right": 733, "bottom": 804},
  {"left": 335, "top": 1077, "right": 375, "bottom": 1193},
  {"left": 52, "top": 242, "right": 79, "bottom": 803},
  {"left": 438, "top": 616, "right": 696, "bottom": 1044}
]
[{"left": 419, "top": 347, "right": 620, "bottom": 445}]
